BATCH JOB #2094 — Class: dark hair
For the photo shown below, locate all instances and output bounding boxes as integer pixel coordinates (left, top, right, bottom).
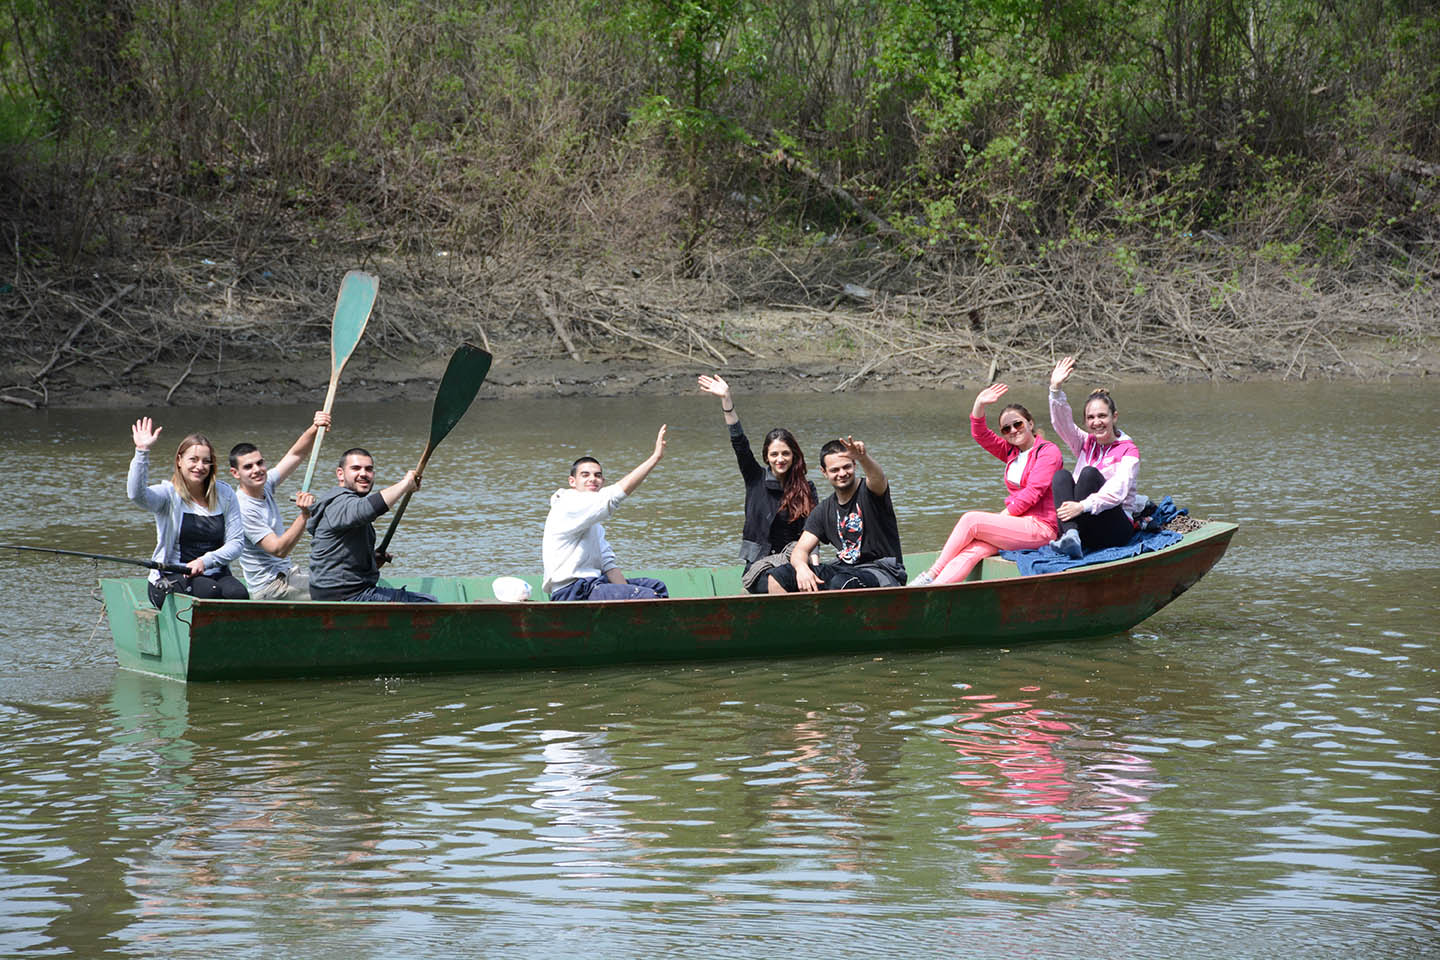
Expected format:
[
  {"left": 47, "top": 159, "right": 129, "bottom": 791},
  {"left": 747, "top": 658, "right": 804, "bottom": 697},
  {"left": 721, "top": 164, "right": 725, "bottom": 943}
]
[
  {"left": 763, "top": 428, "right": 816, "bottom": 521},
  {"left": 569, "top": 456, "right": 600, "bottom": 477},
  {"left": 999, "top": 403, "right": 1045, "bottom": 441},
  {"left": 818, "top": 439, "right": 849, "bottom": 468},
  {"left": 999, "top": 402, "right": 1033, "bottom": 425},
  {"left": 228, "top": 442, "right": 259, "bottom": 468},
  {"left": 337, "top": 447, "right": 372, "bottom": 468},
  {"left": 1085, "top": 388, "right": 1116, "bottom": 415}
]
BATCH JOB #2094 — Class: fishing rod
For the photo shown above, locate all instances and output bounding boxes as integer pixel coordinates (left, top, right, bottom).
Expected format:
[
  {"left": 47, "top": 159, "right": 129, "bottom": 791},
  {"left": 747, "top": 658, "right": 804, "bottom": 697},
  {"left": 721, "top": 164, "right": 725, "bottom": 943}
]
[{"left": 0, "top": 543, "right": 191, "bottom": 575}]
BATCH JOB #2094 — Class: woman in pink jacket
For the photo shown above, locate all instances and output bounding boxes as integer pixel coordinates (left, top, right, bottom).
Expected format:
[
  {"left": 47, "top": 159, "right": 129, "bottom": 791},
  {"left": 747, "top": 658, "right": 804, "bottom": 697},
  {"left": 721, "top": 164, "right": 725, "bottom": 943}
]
[{"left": 913, "top": 383, "right": 1063, "bottom": 586}]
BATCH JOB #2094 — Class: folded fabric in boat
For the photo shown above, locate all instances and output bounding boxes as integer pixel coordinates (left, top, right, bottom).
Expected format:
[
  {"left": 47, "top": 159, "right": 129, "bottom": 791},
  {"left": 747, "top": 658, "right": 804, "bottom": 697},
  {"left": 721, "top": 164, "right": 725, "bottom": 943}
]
[
  {"left": 1135, "top": 494, "right": 1182, "bottom": 532},
  {"left": 1001, "top": 529, "right": 1182, "bottom": 576},
  {"left": 999, "top": 497, "right": 1186, "bottom": 576}
]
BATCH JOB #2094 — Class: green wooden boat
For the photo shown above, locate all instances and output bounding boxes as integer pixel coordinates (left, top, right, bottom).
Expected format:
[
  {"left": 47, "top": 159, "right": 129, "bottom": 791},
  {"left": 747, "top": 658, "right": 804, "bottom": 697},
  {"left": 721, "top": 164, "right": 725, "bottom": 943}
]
[{"left": 100, "top": 521, "right": 1237, "bottom": 682}]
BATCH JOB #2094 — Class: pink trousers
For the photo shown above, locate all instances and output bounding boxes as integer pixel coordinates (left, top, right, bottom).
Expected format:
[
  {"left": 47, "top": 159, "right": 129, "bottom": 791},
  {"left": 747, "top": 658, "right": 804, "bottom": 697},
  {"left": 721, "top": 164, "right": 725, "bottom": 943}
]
[{"left": 925, "top": 511, "right": 1056, "bottom": 584}]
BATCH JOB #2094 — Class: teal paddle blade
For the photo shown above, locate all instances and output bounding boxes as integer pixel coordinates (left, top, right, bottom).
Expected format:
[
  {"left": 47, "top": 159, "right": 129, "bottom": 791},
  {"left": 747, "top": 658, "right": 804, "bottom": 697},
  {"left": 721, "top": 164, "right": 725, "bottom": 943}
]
[
  {"left": 299, "top": 269, "right": 379, "bottom": 493},
  {"left": 331, "top": 270, "right": 379, "bottom": 373}
]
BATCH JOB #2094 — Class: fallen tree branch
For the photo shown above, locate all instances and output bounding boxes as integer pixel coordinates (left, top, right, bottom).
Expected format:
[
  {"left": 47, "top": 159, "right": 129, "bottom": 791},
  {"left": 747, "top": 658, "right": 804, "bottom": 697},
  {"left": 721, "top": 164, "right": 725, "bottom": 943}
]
[
  {"left": 537, "top": 287, "right": 581, "bottom": 362},
  {"left": 757, "top": 143, "right": 921, "bottom": 257},
  {"left": 571, "top": 313, "right": 697, "bottom": 363},
  {"left": 165, "top": 342, "right": 204, "bottom": 404},
  {"left": 32, "top": 283, "right": 136, "bottom": 381}
]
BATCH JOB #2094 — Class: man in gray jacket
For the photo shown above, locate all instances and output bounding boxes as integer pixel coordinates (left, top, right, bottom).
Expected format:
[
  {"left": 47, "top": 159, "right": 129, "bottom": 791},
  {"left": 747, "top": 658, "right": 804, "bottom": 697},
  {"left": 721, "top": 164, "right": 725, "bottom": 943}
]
[{"left": 307, "top": 448, "right": 434, "bottom": 602}]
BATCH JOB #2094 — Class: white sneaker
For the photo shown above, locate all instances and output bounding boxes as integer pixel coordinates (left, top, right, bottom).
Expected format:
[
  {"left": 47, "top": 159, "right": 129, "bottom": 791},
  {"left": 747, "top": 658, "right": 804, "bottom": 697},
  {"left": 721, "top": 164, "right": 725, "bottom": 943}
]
[{"left": 911, "top": 572, "right": 935, "bottom": 587}]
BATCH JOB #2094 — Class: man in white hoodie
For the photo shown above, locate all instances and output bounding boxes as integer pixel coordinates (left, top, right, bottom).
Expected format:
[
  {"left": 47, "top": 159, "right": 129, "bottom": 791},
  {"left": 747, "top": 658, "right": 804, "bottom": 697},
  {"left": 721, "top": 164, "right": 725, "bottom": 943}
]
[{"left": 542, "top": 425, "right": 669, "bottom": 601}]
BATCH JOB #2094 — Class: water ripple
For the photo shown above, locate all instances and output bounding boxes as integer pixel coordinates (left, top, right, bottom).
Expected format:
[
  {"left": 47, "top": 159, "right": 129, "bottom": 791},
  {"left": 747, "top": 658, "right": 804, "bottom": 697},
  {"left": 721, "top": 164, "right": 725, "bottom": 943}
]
[{"left": 2, "top": 385, "right": 1439, "bottom": 958}]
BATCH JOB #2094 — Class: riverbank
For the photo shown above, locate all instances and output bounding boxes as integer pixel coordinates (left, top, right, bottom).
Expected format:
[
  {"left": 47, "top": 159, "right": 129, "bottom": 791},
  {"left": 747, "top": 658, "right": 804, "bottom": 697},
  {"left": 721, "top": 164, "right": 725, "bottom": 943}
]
[
  {"left": 12, "top": 309, "right": 1439, "bottom": 411},
  {"left": 6, "top": 0, "right": 1436, "bottom": 411},
  {"left": 5, "top": 250, "right": 1437, "bottom": 410},
  {"left": 10, "top": 311, "right": 1439, "bottom": 411}
]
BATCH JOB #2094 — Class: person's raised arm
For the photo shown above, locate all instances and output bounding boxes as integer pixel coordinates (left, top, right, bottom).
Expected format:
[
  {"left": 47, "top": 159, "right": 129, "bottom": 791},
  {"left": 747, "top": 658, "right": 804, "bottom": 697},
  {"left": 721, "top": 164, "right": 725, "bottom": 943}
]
[
  {"left": 256, "top": 491, "right": 315, "bottom": 558},
  {"left": 371, "top": 473, "right": 420, "bottom": 568},
  {"left": 273, "top": 411, "right": 332, "bottom": 481},
  {"left": 131, "top": 416, "right": 162, "bottom": 452},
  {"left": 702, "top": 374, "right": 764, "bottom": 484},
  {"left": 971, "top": 383, "right": 1013, "bottom": 460},
  {"left": 616, "top": 425, "right": 667, "bottom": 495},
  {"left": 380, "top": 470, "right": 420, "bottom": 509},
  {"left": 127, "top": 417, "right": 168, "bottom": 510},
  {"left": 843, "top": 436, "right": 888, "bottom": 496},
  {"left": 697, "top": 375, "right": 738, "bottom": 426},
  {"left": 1047, "top": 356, "right": 1085, "bottom": 455}
]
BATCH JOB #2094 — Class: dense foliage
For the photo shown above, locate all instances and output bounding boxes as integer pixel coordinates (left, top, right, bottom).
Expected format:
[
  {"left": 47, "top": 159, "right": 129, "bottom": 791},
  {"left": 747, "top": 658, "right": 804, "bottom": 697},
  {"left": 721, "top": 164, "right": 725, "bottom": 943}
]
[{"left": 3, "top": 0, "right": 1434, "bottom": 268}]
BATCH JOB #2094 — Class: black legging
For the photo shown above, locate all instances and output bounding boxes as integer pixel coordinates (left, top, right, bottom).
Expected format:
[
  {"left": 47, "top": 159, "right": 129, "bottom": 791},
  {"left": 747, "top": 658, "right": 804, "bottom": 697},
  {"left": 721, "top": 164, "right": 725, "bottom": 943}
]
[
  {"left": 766, "top": 561, "right": 892, "bottom": 592},
  {"left": 1052, "top": 466, "right": 1135, "bottom": 552},
  {"left": 148, "top": 569, "right": 249, "bottom": 608}
]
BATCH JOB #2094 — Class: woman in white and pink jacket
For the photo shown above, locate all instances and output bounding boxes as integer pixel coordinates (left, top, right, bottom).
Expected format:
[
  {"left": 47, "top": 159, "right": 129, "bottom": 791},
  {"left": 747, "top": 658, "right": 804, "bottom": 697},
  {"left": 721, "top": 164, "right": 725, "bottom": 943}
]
[{"left": 1046, "top": 356, "right": 1140, "bottom": 558}]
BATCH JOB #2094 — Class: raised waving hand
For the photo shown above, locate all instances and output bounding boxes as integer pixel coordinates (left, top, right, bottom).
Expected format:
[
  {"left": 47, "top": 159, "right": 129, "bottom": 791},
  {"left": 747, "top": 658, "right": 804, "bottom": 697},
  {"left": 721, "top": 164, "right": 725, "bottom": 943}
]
[
  {"left": 1049, "top": 356, "right": 1076, "bottom": 392},
  {"left": 697, "top": 374, "right": 737, "bottom": 425},
  {"left": 131, "top": 417, "right": 162, "bottom": 451}
]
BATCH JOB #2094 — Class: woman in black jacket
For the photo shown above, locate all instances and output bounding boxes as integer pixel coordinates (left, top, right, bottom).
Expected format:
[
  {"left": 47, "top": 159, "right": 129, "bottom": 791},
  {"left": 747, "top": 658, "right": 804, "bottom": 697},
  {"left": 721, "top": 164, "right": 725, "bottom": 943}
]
[{"left": 698, "top": 374, "right": 818, "bottom": 593}]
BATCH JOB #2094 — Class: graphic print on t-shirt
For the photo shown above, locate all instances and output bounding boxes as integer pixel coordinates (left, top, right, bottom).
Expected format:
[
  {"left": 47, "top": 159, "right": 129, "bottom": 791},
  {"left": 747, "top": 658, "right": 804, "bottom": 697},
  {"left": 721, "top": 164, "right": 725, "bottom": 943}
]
[{"left": 836, "top": 500, "right": 863, "bottom": 563}]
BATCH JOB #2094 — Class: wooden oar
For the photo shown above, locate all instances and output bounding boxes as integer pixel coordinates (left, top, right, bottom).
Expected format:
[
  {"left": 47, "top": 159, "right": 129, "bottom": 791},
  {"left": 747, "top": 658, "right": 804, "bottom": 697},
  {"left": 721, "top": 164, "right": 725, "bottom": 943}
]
[
  {"left": 0, "top": 543, "right": 191, "bottom": 575},
  {"left": 376, "top": 344, "right": 493, "bottom": 555},
  {"left": 299, "top": 269, "right": 379, "bottom": 493}
]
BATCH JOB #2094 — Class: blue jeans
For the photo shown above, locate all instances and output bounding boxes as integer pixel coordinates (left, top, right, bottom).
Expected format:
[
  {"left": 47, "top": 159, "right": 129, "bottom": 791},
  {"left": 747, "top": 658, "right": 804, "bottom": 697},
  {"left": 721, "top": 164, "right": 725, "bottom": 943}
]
[
  {"left": 347, "top": 584, "right": 438, "bottom": 603},
  {"left": 550, "top": 576, "right": 669, "bottom": 601}
]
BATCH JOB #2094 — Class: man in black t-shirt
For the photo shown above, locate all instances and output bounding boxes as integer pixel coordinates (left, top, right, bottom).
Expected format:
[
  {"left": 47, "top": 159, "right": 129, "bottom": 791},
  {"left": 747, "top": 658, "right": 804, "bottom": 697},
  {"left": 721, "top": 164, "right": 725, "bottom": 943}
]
[{"left": 765, "top": 437, "right": 907, "bottom": 592}]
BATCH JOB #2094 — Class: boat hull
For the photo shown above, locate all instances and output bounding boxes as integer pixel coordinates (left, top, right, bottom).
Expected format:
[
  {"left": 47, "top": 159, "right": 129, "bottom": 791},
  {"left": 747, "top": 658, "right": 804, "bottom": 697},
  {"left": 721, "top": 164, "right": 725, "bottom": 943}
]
[{"left": 102, "top": 522, "right": 1237, "bottom": 682}]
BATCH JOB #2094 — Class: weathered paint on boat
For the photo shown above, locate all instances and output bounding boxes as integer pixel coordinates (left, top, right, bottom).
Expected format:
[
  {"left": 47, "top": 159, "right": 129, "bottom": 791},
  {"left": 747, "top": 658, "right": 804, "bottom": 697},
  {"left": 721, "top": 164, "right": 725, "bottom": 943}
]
[{"left": 101, "top": 522, "right": 1237, "bottom": 682}]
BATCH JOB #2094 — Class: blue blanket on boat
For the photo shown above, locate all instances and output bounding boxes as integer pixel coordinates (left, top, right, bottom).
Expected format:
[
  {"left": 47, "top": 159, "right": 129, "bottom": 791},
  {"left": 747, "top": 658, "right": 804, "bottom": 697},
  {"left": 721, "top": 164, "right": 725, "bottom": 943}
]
[{"left": 1000, "top": 496, "right": 1185, "bottom": 576}]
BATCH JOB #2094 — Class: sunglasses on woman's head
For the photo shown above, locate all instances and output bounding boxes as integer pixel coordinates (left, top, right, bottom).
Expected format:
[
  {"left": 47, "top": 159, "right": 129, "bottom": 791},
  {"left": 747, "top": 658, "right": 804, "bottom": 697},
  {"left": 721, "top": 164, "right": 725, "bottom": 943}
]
[{"left": 999, "top": 421, "right": 1027, "bottom": 435}]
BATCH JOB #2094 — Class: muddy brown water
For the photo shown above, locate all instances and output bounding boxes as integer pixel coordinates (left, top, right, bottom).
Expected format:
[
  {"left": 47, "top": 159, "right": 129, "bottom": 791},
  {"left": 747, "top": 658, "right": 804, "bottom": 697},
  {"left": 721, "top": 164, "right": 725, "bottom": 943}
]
[{"left": 1, "top": 382, "right": 1436, "bottom": 958}]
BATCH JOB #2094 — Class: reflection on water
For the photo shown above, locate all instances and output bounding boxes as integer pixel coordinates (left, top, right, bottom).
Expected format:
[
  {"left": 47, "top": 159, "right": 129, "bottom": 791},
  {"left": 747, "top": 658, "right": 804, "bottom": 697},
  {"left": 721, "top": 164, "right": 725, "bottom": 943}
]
[
  {"left": 944, "top": 688, "right": 1154, "bottom": 889},
  {"left": 5, "top": 648, "right": 1422, "bottom": 959},
  {"left": 0, "top": 381, "right": 1438, "bottom": 958}
]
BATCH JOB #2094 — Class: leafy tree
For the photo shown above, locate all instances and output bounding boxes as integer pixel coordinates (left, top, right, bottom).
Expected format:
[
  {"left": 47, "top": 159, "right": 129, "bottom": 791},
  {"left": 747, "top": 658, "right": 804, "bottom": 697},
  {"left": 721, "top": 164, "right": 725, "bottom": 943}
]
[{"left": 617, "top": 0, "right": 773, "bottom": 267}]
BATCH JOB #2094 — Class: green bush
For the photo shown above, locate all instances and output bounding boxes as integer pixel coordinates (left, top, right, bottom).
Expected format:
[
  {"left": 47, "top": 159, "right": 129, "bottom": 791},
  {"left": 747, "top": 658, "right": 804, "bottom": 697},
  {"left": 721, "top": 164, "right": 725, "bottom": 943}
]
[{"left": 2, "top": 0, "right": 1434, "bottom": 271}]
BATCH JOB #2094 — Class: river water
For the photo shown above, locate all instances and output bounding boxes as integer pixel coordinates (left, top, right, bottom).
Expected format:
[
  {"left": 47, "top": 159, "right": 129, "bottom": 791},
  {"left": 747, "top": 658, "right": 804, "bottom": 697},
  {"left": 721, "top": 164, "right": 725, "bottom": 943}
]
[{"left": 0, "top": 381, "right": 1436, "bottom": 958}]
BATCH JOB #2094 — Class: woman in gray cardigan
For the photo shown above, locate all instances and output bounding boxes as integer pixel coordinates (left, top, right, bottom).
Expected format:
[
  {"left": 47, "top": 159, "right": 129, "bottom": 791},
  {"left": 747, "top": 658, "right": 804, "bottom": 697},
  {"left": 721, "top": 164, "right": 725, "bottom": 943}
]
[{"left": 127, "top": 417, "right": 248, "bottom": 607}]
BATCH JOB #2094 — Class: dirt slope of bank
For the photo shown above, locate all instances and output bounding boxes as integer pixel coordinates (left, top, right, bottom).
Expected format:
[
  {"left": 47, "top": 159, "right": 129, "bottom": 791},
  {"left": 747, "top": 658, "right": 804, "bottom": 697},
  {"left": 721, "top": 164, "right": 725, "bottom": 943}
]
[
  {"left": 3, "top": 249, "right": 1437, "bottom": 409},
  {"left": 15, "top": 304, "right": 1436, "bottom": 411}
]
